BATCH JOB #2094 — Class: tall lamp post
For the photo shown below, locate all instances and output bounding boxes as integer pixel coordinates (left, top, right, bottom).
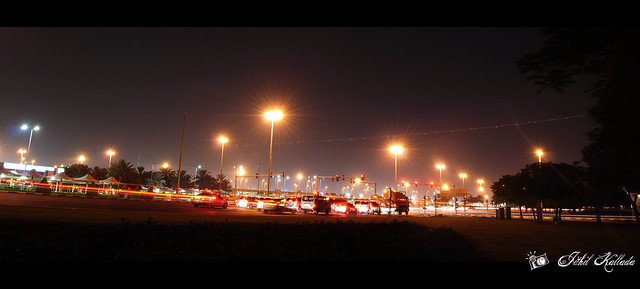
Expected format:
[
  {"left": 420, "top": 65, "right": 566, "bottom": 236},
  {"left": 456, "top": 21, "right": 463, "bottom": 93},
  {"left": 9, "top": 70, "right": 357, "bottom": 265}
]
[
  {"left": 106, "top": 150, "right": 115, "bottom": 170},
  {"left": 536, "top": 149, "right": 544, "bottom": 167},
  {"left": 218, "top": 136, "right": 228, "bottom": 191},
  {"left": 264, "top": 110, "right": 283, "bottom": 194},
  {"left": 389, "top": 145, "right": 403, "bottom": 192},
  {"left": 21, "top": 124, "right": 39, "bottom": 169},
  {"left": 436, "top": 163, "right": 446, "bottom": 184}
]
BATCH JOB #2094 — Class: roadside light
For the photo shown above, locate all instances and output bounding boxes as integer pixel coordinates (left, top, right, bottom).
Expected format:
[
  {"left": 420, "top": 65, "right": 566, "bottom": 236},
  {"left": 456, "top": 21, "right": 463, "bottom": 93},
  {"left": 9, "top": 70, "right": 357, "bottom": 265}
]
[
  {"left": 264, "top": 110, "right": 283, "bottom": 121},
  {"left": 389, "top": 145, "right": 403, "bottom": 154}
]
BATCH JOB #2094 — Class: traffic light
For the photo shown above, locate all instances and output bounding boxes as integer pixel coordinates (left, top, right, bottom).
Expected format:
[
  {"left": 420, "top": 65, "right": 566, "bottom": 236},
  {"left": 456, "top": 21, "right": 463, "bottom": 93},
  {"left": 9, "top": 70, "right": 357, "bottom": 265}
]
[
  {"left": 414, "top": 181, "right": 419, "bottom": 187},
  {"left": 256, "top": 173, "right": 259, "bottom": 179},
  {"left": 360, "top": 174, "right": 365, "bottom": 181},
  {"left": 336, "top": 174, "right": 340, "bottom": 182},
  {"left": 429, "top": 181, "right": 434, "bottom": 187},
  {"left": 401, "top": 180, "right": 405, "bottom": 186}
]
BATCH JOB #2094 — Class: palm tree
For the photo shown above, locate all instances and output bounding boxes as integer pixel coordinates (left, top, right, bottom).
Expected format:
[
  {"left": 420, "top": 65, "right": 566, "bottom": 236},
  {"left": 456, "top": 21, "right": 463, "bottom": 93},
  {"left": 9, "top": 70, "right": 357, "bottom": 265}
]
[
  {"left": 175, "top": 170, "right": 192, "bottom": 189},
  {"left": 146, "top": 172, "right": 166, "bottom": 187},
  {"left": 109, "top": 159, "right": 137, "bottom": 184},
  {"left": 195, "top": 169, "right": 214, "bottom": 189},
  {"left": 91, "top": 166, "right": 108, "bottom": 180},
  {"left": 65, "top": 164, "right": 91, "bottom": 178}
]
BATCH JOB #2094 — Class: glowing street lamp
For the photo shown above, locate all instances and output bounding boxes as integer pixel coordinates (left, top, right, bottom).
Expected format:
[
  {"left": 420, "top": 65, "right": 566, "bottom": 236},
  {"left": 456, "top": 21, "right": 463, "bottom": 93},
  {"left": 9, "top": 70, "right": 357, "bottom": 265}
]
[
  {"left": 389, "top": 145, "right": 403, "bottom": 192},
  {"left": 218, "top": 136, "right": 228, "bottom": 191},
  {"left": 17, "top": 149, "right": 26, "bottom": 164},
  {"left": 264, "top": 109, "right": 283, "bottom": 193},
  {"left": 106, "top": 150, "right": 115, "bottom": 169},
  {"left": 20, "top": 124, "right": 40, "bottom": 164},
  {"left": 536, "top": 149, "right": 544, "bottom": 166},
  {"left": 436, "top": 163, "right": 446, "bottom": 184},
  {"left": 459, "top": 173, "right": 467, "bottom": 189},
  {"left": 78, "top": 155, "right": 86, "bottom": 164},
  {"left": 162, "top": 162, "right": 169, "bottom": 169}
]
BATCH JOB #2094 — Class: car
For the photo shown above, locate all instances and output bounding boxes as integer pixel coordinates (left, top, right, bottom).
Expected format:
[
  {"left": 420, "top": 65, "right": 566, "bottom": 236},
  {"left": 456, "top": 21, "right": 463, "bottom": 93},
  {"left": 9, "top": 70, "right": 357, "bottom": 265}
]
[
  {"left": 260, "top": 198, "right": 281, "bottom": 212},
  {"left": 313, "top": 195, "right": 331, "bottom": 215},
  {"left": 300, "top": 195, "right": 315, "bottom": 213},
  {"left": 283, "top": 197, "right": 301, "bottom": 212},
  {"left": 263, "top": 197, "right": 299, "bottom": 214},
  {"left": 331, "top": 199, "right": 357, "bottom": 214},
  {"left": 368, "top": 201, "right": 381, "bottom": 215},
  {"left": 192, "top": 193, "right": 228, "bottom": 208},
  {"left": 354, "top": 200, "right": 371, "bottom": 214}
]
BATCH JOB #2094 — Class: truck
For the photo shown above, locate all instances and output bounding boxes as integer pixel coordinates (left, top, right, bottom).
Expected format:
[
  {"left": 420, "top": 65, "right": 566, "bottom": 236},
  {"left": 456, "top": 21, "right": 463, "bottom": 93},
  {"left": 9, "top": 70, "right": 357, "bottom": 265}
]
[{"left": 384, "top": 189, "right": 410, "bottom": 215}]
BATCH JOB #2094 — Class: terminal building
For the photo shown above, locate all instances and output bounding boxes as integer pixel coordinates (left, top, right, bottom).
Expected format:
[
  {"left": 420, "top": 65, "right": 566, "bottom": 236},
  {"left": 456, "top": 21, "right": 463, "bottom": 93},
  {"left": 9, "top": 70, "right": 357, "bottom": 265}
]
[{"left": 0, "top": 161, "right": 64, "bottom": 176}]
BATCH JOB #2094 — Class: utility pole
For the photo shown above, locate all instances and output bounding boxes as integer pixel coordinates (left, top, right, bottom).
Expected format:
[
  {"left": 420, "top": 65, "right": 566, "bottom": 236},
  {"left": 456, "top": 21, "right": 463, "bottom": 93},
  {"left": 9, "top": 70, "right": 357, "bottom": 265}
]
[{"left": 177, "top": 112, "right": 187, "bottom": 189}]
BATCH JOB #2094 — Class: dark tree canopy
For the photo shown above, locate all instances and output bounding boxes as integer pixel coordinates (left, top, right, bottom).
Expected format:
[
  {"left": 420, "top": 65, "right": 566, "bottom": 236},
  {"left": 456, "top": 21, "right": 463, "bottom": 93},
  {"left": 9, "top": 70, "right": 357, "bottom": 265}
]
[
  {"left": 492, "top": 162, "right": 590, "bottom": 209},
  {"left": 518, "top": 28, "right": 640, "bottom": 204}
]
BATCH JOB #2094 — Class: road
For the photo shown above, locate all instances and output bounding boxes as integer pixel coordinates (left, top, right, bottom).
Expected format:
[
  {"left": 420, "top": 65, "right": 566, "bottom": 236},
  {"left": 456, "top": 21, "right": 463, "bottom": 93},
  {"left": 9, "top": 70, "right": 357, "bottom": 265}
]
[
  {"left": 0, "top": 191, "right": 633, "bottom": 223},
  {"left": 0, "top": 191, "right": 415, "bottom": 223}
]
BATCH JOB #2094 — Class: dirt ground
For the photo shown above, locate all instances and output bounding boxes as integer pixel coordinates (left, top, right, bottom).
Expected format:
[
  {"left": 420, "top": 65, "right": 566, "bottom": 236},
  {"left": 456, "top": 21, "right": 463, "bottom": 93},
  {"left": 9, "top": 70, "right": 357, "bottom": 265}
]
[{"left": 1, "top": 204, "right": 639, "bottom": 265}]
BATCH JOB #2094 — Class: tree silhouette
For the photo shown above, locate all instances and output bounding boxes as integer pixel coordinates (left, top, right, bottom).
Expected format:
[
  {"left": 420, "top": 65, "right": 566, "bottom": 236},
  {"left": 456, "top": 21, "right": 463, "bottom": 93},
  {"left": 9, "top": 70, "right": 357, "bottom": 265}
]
[{"left": 518, "top": 28, "right": 640, "bottom": 223}]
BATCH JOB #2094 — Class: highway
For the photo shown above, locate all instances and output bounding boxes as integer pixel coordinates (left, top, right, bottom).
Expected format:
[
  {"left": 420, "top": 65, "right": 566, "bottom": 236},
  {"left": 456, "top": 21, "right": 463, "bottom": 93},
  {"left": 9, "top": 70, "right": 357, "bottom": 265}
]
[{"left": 0, "top": 190, "right": 634, "bottom": 224}]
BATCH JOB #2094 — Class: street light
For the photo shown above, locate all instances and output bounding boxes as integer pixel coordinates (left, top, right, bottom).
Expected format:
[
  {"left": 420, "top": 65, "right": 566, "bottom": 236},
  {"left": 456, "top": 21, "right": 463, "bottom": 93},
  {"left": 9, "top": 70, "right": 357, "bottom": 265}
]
[
  {"left": 436, "top": 163, "right": 446, "bottom": 184},
  {"left": 106, "top": 150, "right": 115, "bottom": 169},
  {"left": 389, "top": 145, "right": 403, "bottom": 192},
  {"left": 20, "top": 124, "right": 40, "bottom": 166},
  {"left": 78, "top": 155, "right": 85, "bottom": 164},
  {"left": 264, "top": 109, "right": 283, "bottom": 194},
  {"left": 536, "top": 149, "right": 544, "bottom": 166},
  {"left": 17, "top": 149, "right": 26, "bottom": 164},
  {"left": 459, "top": 173, "right": 467, "bottom": 188},
  {"left": 218, "top": 136, "right": 228, "bottom": 191}
]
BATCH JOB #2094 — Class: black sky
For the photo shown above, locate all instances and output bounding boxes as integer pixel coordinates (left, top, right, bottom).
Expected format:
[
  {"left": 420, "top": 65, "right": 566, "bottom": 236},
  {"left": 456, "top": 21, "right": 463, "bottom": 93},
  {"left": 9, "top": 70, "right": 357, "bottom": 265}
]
[{"left": 0, "top": 27, "right": 593, "bottom": 196}]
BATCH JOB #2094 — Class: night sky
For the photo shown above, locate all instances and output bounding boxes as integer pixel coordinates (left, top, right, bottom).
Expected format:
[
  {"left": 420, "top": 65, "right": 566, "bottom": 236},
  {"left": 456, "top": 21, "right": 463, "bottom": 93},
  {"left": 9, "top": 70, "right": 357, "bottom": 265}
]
[{"left": 0, "top": 27, "right": 593, "bottom": 195}]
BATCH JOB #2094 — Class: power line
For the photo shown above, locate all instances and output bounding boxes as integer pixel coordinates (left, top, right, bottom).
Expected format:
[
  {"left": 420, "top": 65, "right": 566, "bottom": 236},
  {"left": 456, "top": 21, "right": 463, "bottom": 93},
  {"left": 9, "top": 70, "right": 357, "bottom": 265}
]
[
  {"left": 292, "top": 114, "right": 587, "bottom": 145},
  {"left": 225, "top": 114, "right": 586, "bottom": 148}
]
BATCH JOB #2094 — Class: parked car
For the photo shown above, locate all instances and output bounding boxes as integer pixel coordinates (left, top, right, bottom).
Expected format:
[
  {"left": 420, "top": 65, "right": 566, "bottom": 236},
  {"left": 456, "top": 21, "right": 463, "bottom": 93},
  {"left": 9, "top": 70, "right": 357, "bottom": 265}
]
[{"left": 192, "top": 193, "right": 228, "bottom": 208}]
